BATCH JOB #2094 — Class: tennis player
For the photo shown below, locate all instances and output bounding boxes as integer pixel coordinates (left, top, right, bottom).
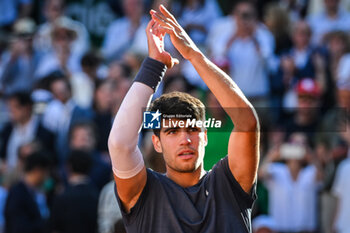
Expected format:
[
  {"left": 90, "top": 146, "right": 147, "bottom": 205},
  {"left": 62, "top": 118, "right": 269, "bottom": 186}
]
[{"left": 108, "top": 5, "right": 260, "bottom": 233}]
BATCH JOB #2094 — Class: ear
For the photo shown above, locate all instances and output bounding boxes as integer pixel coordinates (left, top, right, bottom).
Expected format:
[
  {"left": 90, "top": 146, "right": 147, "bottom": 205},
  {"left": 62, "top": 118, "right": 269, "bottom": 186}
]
[
  {"left": 152, "top": 134, "right": 163, "bottom": 153},
  {"left": 204, "top": 129, "right": 208, "bottom": 147}
]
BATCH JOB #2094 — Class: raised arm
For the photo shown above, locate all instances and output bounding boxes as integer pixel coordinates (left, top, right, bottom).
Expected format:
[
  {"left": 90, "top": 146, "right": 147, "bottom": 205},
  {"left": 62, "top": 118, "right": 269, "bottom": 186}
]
[
  {"left": 152, "top": 5, "right": 259, "bottom": 193},
  {"left": 108, "top": 19, "right": 178, "bottom": 212}
]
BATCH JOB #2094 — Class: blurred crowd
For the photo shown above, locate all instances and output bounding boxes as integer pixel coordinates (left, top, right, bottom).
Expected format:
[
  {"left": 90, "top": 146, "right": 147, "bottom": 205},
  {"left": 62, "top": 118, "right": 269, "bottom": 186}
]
[{"left": 0, "top": 0, "right": 350, "bottom": 233}]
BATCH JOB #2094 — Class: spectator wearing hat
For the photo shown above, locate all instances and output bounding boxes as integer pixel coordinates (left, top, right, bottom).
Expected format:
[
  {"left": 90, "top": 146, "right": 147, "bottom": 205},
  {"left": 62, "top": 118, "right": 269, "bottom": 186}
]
[
  {"left": 0, "top": 18, "right": 41, "bottom": 95},
  {"left": 35, "top": 16, "right": 86, "bottom": 79},
  {"left": 34, "top": 0, "right": 89, "bottom": 61},
  {"left": 283, "top": 78, "right": 322, "bottom": 146}
]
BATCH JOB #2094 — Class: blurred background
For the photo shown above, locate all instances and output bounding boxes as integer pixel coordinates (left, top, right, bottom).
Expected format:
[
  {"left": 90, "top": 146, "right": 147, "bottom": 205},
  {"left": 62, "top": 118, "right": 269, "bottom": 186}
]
[{"left": 0, "top": 0, "right": 350, "bottom": 232}]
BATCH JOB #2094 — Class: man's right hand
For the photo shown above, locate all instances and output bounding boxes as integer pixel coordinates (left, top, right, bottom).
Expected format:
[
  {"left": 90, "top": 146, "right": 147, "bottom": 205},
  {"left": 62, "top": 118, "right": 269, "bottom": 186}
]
[{"left": 146, "top": 18, "right": 179, "bottom": 68}]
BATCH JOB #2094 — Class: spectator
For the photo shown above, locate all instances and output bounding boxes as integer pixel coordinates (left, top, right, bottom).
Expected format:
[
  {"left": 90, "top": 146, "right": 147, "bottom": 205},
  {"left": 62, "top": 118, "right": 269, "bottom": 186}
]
[
  {"left": 50, "top": 150, "right": 99, "bottom": 233},
  {"left": 263, "top": 4, "right": 292, "bottom": 56},
  {"left": 332, "top": 151, "right": 350, "bottom": 233},
  {"left": 35, "top": 18, "right": 84, "bottom": 79},
  {"left": 284, "top": 78, "right": 322, "bottom": 145},
  {"left": 4, "top": 152, "right": 51, "bottom": 233},
  {"left": 102, "top": 0, "right": 148, "bottom": 61},
  {"left": 70, "top": 51, "right": 104, "bottom": 108},
  {"left": 69, "top": 122, "right": 111, "bottom": 191},
  {"left": 0, "top": 18, "right": 41, "bottom": 95},
  {"left": 308, "top": 0, "right": 350, "bottom": 45},
  {"left": 34, "top": 0, "right": 89, "bottom": 59},
  {"left": 259, "top": 138, "right": 322, "bottom": 232},
  {"left": 176, "top": 0, "right": 222, "bottom": 47},
  {"left": 97, "top": 181, "right": 122, "bottom": 233},
  {"left": 0, "top": 92, "right": 55, "bottom": 170},
  {"left": 324, "top": 31, "right": 350, "bottom": 84},
  {"left": 42, "top": 75, "right": 92, "bottom": 163},
  {"left": 209, "top": 0, "right": 274, "bottom": 106},
  {"left": 92, "top": 79, "right": 114, "bottom": 155}
]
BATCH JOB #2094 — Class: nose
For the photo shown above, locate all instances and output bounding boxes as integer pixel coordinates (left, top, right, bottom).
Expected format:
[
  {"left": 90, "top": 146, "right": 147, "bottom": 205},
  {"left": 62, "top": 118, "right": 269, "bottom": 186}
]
[{"left": 179, "top": 131, "right": 191, "bottom": 145}]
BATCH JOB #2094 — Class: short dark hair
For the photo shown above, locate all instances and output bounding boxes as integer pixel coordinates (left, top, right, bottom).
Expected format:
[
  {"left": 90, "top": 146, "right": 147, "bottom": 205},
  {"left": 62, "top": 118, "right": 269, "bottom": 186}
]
[
  {"left": 6, "top": 91, "right": 33, "bottom": 106},
  {"left": 67, "top": 150, "right": 93, "bottom": 175},
  {"left": 81, "top": 50, "right": 103, "bottom": 68},
  {"left": 24, "top": 152, "right": 52, "bottom": 172},
  {"left": 69, "top": 121, "right": 97, "bottom": 144},
  {"left": 148, "top": 91, "right": 205, "bottom": 137}
]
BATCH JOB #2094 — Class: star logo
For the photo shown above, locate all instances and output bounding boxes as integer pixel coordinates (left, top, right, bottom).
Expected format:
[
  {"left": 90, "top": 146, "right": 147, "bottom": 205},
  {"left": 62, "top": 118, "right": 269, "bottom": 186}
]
[
  {"left": 143, "top": 110, "right": 161, "bottom": 129},
  {"left": 151, "top": 110, "right": 162, "bottom": 122}
]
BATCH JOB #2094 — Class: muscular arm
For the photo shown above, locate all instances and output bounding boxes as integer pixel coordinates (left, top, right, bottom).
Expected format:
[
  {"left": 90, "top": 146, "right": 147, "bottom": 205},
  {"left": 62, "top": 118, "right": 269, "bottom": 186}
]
[{"left": 152, "top": 5, "right": 259, "bottom": 193}]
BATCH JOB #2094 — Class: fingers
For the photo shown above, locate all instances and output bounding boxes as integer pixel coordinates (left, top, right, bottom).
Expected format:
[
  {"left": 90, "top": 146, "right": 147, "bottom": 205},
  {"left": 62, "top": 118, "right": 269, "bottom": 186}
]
[
  {"left": 150, "top": 8, "right": 178, "bottom": 31},
  {"left": 159, "top": 4, "right": 178, "bottom": 24}
]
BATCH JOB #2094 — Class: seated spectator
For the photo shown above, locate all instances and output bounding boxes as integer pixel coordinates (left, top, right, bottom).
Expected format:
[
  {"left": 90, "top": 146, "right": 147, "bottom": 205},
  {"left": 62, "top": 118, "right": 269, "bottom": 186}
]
[
  {"left": 92, "top": 79, "right": 114, "bottom": 155},
  {"left": 69, "top": 122, "right": 111, "bottom": 191},
  {"left": 283, "top": 78, "right": 323, "bottom": 146},
  {"left": 102, "top": 0, "right": 148, "bottom": 62},
  {"left": 4, "top": 152, "right": 52, "bottom": 233},
  {"left": 35, "top": 18, "right": 84, "bottom": 79},
  {"left": 42, "top": 75, "right": 92, "bottom": 164},
  {"left": 308, "top": 0, "right": 350, "bottom": 45},
  {"left": 34, "top": 0, "right": 89, "bottom": 59},
  {"left": 0, "top": 18, "right": 41, "bottom": 95},
  {"left": 70, "top": 51, "right": 104, "bottom": 108},
  {"left": 0, "top": 91, "right": 55, "bottom": 170},
  {"left": 50, "top": 150, "right": 99, "bottom": 233}
]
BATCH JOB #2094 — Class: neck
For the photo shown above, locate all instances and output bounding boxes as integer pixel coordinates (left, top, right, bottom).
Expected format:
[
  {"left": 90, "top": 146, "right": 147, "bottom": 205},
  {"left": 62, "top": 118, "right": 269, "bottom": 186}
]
[{"left": 166, "top": 165, "right": 206, "bottom": 188}]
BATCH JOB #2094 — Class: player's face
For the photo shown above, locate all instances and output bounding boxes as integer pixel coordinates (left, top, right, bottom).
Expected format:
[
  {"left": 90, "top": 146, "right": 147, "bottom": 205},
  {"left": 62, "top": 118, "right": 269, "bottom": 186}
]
[{"left": 152, "top": 119, "right": 207, "bottom": 174}]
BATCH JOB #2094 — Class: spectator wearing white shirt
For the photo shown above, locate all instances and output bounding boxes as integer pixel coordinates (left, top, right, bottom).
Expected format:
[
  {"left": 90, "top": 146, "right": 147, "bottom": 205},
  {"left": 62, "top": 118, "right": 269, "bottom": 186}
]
[
  {"left": 177, "top": 0, "right": 222, "bottom": 47},
  {"left": 307, "top": 0, "right": 350, "bottom": 45},
  {"left": 42, "top": 76, "right": 92, "bottom": 164},
  {"left": 102, "top": 0, "right": 148, "bottom": 62},
  {"left": 259, "top": 136, "right": 323, "bottom": 232},
  {"left": 209, "top": 1, "right": 274, "bottom": 106},
  {"left": 332, "top": 154, "right": 350, "bottom": 233}
]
